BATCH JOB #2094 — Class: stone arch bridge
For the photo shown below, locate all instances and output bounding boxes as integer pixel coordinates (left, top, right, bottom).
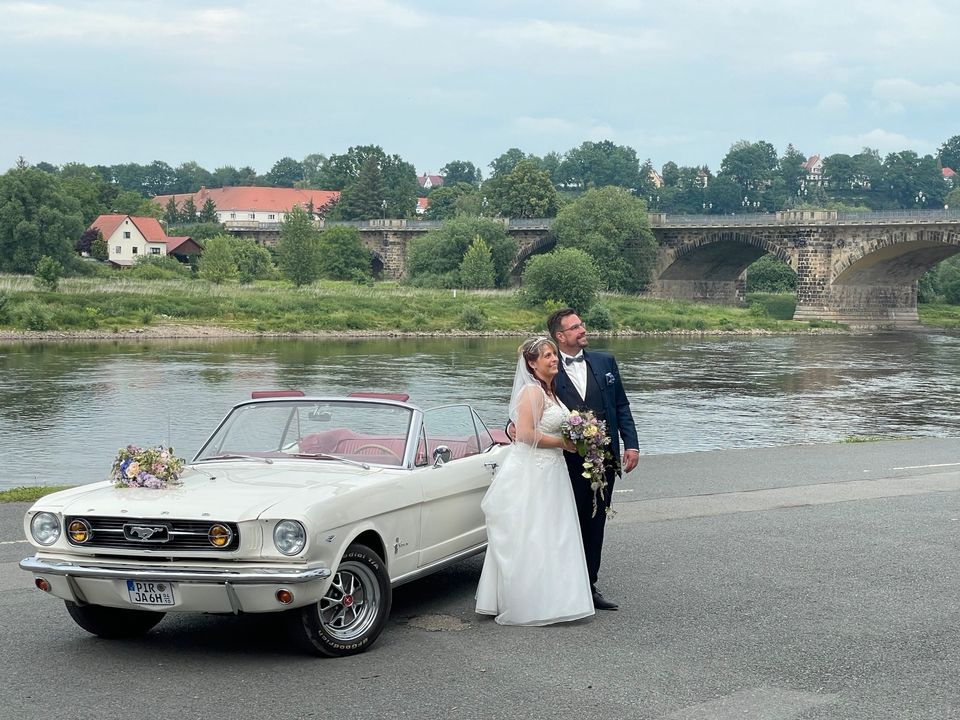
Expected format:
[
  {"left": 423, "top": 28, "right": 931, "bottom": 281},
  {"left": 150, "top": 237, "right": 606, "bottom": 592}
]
[{"left": 226, "top": 210, "right": 960, "bottom": 328}]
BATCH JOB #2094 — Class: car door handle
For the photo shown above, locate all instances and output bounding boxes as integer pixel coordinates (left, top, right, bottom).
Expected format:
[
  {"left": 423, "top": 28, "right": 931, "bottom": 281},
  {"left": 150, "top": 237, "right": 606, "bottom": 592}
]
[{"left": 484, "top": 462, "right": 499, "bottom": 471}]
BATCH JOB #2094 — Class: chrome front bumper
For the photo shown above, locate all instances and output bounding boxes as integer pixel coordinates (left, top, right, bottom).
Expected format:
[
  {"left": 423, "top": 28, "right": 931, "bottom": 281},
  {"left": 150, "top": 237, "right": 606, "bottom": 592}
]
[
  {"left": 20, "top": 556, "right": 331, "bottom": 584},
  {"left": 20, "top": 556, "right": 332, "bottom": 614}
]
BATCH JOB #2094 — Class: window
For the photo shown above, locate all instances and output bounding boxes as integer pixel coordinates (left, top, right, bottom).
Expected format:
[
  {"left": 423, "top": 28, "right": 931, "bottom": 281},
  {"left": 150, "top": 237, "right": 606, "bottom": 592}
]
[
  {"left": 150, "top": 247, "right": 161, "bottom": 255},
  {"left": 230, "top": 212, "right": 236, "bottom": 219},
  {"left": 248, "top": 213, "right": 255, "bottom": 220},
  {"left": 268, "top": 214, "right": 275, "bottom": 220},
  {"left": 123, "top": 231, "right": 131, "bottom": 239},
  {"left": 114, "top": 246, "right": 121, "bottom": 254},
  {"left": 131, "top": 247, "right": 138, "bottom": 254}
]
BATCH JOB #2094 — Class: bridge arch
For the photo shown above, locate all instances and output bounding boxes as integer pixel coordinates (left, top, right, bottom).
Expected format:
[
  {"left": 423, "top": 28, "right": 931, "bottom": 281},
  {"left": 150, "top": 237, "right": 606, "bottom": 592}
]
[
  {"left": 511, "top": 234, "right": 556, "bottom": 275},
  {"left": 831, "top": 228, "right": 960, "bottom": 285},
  {"left": 658, "top": 231, "right": 795, "bottom": 281}
]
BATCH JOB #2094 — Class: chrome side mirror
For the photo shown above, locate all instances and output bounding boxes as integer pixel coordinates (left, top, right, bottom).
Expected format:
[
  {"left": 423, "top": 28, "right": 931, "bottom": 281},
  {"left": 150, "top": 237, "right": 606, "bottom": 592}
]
[{"left": 432, "top": 445, "right": 451, "bottom": 467}]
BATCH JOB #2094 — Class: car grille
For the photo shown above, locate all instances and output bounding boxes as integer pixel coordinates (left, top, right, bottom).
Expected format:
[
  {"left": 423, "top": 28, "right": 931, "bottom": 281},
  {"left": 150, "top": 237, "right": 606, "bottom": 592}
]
[{"left": 64, "top": 516, "right": 241, "bottom": 551}]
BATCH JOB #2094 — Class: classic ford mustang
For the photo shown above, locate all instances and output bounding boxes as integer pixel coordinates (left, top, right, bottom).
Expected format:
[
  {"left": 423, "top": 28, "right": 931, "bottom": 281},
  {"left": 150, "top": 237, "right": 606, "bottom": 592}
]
[{"left": 20, "top": 391, "right": 509, "bottom": 656}]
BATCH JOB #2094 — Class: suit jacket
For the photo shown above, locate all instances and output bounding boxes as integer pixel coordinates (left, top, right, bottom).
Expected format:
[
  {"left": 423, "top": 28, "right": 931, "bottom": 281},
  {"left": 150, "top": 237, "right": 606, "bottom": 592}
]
[{"left": 553, "top": 349, "right": 639, "bottom": 471}]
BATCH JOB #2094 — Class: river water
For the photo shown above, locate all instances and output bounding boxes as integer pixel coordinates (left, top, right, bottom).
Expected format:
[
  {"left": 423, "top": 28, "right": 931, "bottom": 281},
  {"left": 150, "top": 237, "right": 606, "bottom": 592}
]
[{"left": 2, "top": 332, "right": 959, "bottom": 489}]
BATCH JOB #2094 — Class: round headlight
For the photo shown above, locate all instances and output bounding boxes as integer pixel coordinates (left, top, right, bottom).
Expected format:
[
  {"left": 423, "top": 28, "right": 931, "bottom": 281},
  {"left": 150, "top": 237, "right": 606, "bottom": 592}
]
[
  {"left": 273, "top": 520, "right": 306, "bottom": 556},
  {"left": 31, "top": 512, "right": 61, "bottom": 546},
  {"left": 208, "top": 524, "right": 233, "bottom": 548},
  {"left": 67, "top": 518, "right": 92, "bottom": 544}
]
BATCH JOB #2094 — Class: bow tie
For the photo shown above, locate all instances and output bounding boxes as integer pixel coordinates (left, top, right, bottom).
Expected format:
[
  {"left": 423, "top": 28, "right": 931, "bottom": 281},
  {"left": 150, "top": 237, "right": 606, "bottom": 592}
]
[{"left": 564, "top": 354, "right": 584, "bottom": 365}]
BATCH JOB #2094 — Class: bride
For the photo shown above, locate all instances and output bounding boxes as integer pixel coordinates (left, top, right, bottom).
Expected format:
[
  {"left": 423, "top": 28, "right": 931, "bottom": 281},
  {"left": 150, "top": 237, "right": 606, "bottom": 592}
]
[{"left": 475, "top": 336, "right": 595, "bottom": 625}]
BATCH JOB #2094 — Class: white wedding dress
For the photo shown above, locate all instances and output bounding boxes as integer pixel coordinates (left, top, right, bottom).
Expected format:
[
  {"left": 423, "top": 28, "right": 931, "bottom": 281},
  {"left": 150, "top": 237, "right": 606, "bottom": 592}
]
[{"left": 475, "top": 390, "right": 595, "bottom": 625}]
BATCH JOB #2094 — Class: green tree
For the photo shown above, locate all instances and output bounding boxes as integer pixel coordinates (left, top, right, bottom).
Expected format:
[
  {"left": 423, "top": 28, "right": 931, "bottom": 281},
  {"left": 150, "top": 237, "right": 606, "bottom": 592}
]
[
  {"left": 778, "top": 144, "right": 807, "bottom": 199},
  {"left": 335, "top": 156, "right": 386, "bottom": 220},
  {"left": 278, "top": 204, "right": 321, "bottom": 287},
  {"left": 199, "top": 198, "right": 218, "bottom": 223},
  {"left": 520, "top": 247, "right": 601, "bottom": 311},
  {"left": 164, "top": 197, "right": 180, "bottom": 226},
  {"left": 458, "top": 235, "right": 496, "bottom": 288},
  {"left": 228, "top": 238, "right": 274, "bottom": 284},
  {"left": 320, "top": 145, "right": 418, "bottom": 218},
  {"left": 557, "top": 140, "right": 641, "bottom": 190},
  {"left": 318, "top": 225, "right": 370, "bottom": 280},
  {"left": 407, "top": 216, "right": 516, "bottom": 288},
  {"left": 90, "top": 232, "right": 108, "bottom": 261},
  {"left": 719, "top": 140, "right": 779, "bottom": 207},
  {"left": 0, "top": 167, "right": 84, "bottom": 273},
  {"left": 551, "top": 186, "right": 656, "bottom": 292},
  {"left": 301, "top": 153, "right": 328, "bottom": 187},
  {"left": 488, "top": 148, "right": 531, "bottom": 178},
  {"left": 439, "top": 160, "right": 481, "bottom": 186},
  {"left": 938, "top": 135, "right": 960, "bottom": 171},
  {"left": 179, "top": 197, "right": 198, "bottom": 223},
  {"left": 946, "top": 186, "right": 960, "bottom": 209},
  {"left": 198, "top": 235, "right": 238, "bottom": 284},
  {"left": 491, "top": 160, "right": 558, "bottom": 218},
  {"left": 33, "top": 255, "right": 63, "bottom": 291},
  {"left": 265, "top": 156, "right": 304, "bottom": 187},
  {"left": 171, "top": 161, "right": 213, "bottom": 193},
  {"left": 424, "top": 183, "right": 481, "bottom": 220}
]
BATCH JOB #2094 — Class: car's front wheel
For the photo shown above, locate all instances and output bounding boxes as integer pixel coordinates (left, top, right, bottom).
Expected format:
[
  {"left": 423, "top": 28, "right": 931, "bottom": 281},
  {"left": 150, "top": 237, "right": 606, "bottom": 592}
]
[
  {"left": 289, "top": 543, "right": 391, "bottom": 657},
  {"left": 65, "top": 601, "right": 165, "bottom": 638}
]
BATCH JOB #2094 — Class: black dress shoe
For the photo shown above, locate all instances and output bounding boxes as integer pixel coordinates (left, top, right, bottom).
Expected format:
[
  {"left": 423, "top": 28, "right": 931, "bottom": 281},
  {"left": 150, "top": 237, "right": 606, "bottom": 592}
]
[{"left": 592, "top": 590, "right": 619, "bottom": 611}]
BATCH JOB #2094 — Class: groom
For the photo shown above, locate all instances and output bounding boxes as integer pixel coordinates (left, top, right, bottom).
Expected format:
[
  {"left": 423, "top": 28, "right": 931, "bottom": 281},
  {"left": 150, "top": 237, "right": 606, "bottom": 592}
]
[{"left": 548, "top": 307, "right": 639, "bottom": 611}]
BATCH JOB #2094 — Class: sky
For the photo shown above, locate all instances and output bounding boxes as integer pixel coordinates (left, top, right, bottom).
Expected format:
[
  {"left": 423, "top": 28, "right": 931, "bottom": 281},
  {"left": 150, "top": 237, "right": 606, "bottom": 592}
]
[{"left": 1, "top": 0, "right": 958, "bottom": 178}]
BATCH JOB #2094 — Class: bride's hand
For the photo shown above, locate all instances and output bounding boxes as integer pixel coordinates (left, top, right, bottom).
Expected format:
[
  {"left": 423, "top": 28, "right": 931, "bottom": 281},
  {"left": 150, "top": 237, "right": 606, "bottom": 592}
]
[{"left": 561, "top": 438, "right": 576, "bottom": 453}]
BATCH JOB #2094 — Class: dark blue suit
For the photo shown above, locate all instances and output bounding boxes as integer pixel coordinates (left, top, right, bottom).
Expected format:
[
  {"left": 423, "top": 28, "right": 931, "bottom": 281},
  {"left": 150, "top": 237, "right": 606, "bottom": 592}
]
[{"left": 553, "top": 349, "right": 638, "bottom": 586}]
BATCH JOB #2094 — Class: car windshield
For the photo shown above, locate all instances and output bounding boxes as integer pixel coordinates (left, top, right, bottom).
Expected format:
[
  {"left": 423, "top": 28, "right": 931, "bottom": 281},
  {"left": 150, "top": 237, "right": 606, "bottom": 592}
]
[{"left": 194, "top": 399, "right": 415, "bottom": 467}]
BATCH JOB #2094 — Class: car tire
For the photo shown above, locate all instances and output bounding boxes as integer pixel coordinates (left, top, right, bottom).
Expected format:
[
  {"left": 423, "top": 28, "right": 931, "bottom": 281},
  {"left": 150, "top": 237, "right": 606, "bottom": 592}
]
[
  {"left": 64, "top": 601, "right": 165, "bottom": 638},
  {"left": 289, "top": 543, "right": 392, "bottom": 657}
]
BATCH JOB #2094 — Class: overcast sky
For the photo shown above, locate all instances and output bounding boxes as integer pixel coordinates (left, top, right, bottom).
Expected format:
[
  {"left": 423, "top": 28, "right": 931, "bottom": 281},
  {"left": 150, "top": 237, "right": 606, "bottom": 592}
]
[{"left": 1, "top": 0, "right": 957, "bottom": 178}]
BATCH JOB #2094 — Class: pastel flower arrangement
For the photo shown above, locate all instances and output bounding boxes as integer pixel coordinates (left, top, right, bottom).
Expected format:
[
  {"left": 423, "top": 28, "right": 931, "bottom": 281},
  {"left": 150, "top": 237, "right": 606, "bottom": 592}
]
[
  {"left": 560, "top": 410, "right": 614, "bottom": 518},
  {"left": 111, "top": 445, "right": 185, "bottom": 489}
]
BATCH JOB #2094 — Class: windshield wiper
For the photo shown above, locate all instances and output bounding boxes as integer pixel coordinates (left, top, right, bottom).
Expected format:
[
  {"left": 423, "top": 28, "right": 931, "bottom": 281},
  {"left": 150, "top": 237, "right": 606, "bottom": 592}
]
[
  {"left": 197, "top": 454, "right": 274, "bottom": 464},
  {"left": 294, "top": 452, "right": 371, "bottom": 470}
]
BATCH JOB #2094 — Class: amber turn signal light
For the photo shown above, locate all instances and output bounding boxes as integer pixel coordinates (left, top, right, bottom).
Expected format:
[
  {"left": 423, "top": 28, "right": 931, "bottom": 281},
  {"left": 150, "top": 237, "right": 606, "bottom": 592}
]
[
  {"left": 207, "top": 524, "right": 233, "bottom": 548},
  {"left": 275, "top": 589, "right": 294, "bottom": 605}
]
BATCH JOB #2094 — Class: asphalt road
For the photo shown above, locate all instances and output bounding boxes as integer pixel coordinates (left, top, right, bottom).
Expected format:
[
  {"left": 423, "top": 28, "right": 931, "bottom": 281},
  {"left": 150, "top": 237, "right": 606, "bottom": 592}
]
[{"left": 2, "top": 439, "right": 960, "bottom": 720}]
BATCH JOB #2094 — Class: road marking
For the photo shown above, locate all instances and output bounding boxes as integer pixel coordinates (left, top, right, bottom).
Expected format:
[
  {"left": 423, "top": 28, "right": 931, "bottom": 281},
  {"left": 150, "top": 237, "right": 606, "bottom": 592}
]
[
  {"left": 892, "top": 462, "right": 960, "bottom": 470},
  {"left": 0, "top": 539, "right": 27, "bottom": 546},
  {"left": 616, "top": 472, "right": 960, "bottom": 523}
]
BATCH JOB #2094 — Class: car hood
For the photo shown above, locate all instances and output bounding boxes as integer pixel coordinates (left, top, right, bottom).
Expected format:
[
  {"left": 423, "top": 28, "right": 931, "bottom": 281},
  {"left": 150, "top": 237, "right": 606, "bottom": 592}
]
[{"left": 33, "top": 460, "right": 390, "bottom": 522}]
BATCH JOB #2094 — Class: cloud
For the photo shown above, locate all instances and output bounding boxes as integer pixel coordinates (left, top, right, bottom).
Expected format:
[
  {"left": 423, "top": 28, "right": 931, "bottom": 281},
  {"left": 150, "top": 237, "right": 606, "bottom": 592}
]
[
  {"left": 817, "top": 92, "right": 849, "bottom": 113},
  {"left": 872, "top": 78, "right": 960, "bottom": 113}
]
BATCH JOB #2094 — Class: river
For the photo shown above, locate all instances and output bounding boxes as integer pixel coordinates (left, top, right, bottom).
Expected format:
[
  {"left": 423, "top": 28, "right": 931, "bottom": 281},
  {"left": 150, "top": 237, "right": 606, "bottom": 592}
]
[{"left": 2, "top": 332, "right": 959, "bottom": 489}]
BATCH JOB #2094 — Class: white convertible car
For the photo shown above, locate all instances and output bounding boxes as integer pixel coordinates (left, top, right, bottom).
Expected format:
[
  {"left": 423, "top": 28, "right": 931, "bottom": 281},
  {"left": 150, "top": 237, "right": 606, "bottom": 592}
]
[{"left": 20, "top": 391, "right": 510, "bottom": 657}]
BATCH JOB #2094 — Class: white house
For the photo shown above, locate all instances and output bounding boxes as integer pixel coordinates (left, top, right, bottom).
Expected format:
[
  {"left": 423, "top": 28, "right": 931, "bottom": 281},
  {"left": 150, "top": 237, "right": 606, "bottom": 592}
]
[{"left": 88, "top": 214, "right": 201, "bottom": 267}]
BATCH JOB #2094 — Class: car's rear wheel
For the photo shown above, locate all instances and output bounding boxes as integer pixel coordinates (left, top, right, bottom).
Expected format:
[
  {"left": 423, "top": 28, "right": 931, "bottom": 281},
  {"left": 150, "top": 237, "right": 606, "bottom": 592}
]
[
  {"left": 65, "top": 601, "right": 165, "bottom": 638},
  {"left": 289, "top": 543, "right": 391, "bottom": 657}
]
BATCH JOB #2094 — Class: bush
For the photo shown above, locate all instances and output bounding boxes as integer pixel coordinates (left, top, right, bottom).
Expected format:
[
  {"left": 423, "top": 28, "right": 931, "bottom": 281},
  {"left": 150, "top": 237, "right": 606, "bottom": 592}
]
[
  {"left": 16, "top": 301, "right": 52, "bottom": 330},
  {"left": 583, "top": 303, "right": 614, "bottom": 330},
  {"left": 520, "top": 247, "right": 601, "bottom": 311},
  {"left": 746, "top": 254, "right": 796, "bottom": 293},
  {"left": 128, "top": 256, "right": 192, "bottom": 280},
  {"left": 458, "top": 304, "right": 486, "bottom": 330},
  {"left": 34, "top": 256, "right": 63, "bottom": 292}
]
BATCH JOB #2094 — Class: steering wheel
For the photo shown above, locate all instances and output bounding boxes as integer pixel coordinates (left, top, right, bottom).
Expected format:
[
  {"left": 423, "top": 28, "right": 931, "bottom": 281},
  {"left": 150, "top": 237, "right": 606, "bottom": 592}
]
[{"left": 353, "top": 443, "right": 403, "bottom": 461}]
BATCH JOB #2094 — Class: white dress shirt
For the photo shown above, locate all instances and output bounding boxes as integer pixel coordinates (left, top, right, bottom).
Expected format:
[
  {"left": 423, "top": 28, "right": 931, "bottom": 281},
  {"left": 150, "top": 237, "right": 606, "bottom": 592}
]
[{"left": 561, "top": 352, "right": 587, "bottom": 400}]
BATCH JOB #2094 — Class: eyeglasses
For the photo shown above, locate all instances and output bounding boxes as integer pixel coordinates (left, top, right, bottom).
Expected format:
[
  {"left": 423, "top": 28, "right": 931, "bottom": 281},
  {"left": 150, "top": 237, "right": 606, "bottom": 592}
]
[{"left": 560, "top": 321, "right": 586, "bottom": 332}]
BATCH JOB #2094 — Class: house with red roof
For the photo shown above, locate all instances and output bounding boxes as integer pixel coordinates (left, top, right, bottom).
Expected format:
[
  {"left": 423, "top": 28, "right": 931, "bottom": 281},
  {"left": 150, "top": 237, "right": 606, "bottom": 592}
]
[
  {"left": 152, "top": 186, "right": 340, "bottom": 225},
  {"left": 415, "top": 197, "right": 430, "bottom": 215},
  {"left": 87, "top": 214, "right": 202, "bottom": 267},
  {"left": 943, "top": 167, "right": 956, "bottom": 183},
  {"left": 417, "top": 174, "right": 444, "bottom": 190},
  {"left": 801, "top": 155, "right": 824, "bottom": 185}
]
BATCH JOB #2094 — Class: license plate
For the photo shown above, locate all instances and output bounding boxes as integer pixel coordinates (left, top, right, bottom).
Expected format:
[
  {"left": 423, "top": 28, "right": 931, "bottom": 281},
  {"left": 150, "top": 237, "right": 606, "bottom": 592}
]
[{"left": 126, "top": 579, "right": 175, "bottom": 606}]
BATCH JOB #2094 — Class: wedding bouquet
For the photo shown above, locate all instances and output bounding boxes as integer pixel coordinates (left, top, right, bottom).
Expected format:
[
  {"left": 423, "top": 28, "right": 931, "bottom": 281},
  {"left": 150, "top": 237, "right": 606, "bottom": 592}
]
[
  {"left": 560, "top": 410, "right": 614, "bottom": 518},
  {"left": 111, "top": 445, "right": 185, "bottom": 489}
]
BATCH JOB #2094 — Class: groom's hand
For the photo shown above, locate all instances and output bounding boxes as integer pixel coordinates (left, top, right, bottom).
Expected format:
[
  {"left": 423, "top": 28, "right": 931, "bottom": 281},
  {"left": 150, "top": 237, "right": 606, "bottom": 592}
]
[{"left": 622, "top": 448, "right": 639, "bottom": 473}]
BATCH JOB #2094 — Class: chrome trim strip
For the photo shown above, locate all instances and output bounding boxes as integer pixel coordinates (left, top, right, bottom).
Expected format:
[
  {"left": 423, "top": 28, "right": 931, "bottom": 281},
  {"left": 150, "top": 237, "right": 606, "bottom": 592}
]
[
  {"left": 390, "top": 542, "right": 486, "bottom": 588},
  {"left": 20, "top": 556, "right": 330, "bottom": 584}
]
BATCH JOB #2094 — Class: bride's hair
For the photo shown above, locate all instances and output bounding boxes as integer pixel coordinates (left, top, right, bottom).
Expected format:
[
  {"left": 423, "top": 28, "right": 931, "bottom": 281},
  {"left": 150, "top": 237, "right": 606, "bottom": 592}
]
[{"left": 519, "top": 336, "right": 557, "bottom": 396}]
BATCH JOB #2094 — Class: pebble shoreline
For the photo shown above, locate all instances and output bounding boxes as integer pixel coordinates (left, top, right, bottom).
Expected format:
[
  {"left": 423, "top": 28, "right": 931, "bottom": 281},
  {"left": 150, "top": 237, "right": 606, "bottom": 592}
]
[{"left": 0, "top": 323, "right": 849, "bottom": 342}]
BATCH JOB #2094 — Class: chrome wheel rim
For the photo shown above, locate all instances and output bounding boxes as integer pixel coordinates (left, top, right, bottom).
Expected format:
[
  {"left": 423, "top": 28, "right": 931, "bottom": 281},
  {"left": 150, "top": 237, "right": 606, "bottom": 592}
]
[{"left": 318, "top": 560, "right": 381, "bottom": 641}]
